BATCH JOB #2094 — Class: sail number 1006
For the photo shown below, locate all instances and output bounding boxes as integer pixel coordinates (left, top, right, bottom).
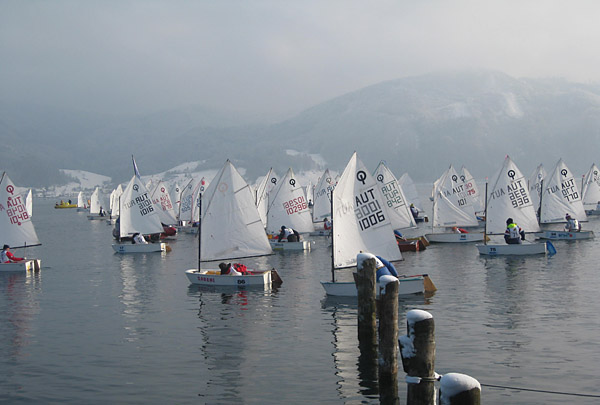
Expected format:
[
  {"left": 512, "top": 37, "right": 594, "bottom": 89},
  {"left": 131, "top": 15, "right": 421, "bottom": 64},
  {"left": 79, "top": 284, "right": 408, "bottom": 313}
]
[{"left": 355, "top": 200, "right": 385, "bottom": 231}]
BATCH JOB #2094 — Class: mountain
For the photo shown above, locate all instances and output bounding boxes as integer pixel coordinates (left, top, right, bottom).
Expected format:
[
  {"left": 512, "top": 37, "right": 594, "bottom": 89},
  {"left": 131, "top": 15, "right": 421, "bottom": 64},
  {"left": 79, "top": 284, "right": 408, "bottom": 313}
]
[{"left": 2, "top": 70, "right": 600, "bottom": 189}]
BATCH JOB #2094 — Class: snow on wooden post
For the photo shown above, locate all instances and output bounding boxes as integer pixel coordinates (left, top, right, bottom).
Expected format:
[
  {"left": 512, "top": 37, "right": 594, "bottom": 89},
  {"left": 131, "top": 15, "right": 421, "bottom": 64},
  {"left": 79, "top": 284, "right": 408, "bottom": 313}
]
[
  {"left": 439, "top": 373, "right": 481, "bottom": 405},
  {"left": 378, "top": 275, "right": 399, "bottom": 404},
  {"left": 355, "top": 254, "right": 377, "bottom": 347},
  {"left": 399, "top": 309, "right": 436, "bottom": 405}
]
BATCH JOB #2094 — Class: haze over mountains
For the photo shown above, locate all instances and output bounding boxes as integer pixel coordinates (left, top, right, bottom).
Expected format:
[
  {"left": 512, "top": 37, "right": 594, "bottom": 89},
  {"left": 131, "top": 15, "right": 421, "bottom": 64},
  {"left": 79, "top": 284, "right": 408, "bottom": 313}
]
[{"left": 2, "top": 70, "right": 599, "bottom": 189}]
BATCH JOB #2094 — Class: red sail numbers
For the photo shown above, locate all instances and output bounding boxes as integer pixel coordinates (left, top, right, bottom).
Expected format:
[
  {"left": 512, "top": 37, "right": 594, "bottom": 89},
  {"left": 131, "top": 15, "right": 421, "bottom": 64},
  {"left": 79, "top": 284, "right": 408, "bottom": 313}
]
[{"left": 0, "top": 195, "right": 29, "bottom": 225}]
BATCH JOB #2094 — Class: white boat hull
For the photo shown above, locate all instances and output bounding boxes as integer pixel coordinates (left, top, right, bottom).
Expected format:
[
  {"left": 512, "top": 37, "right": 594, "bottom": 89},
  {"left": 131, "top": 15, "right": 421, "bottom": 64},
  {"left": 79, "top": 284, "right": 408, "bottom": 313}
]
[
  {"left": 425, "top": 232, "right": 485, "bottom": 243},
  {"left": 308, "top": 229, "right": 331, "bottom": 237},
  {"left": 0, "top": 259, "right": 41, "bottom": 272},
  {"left": 270, "top": 240, "right": 311, "bottom": 251},
  {"left": 185, "top": 269, "right": 272, "bottom": 286},
  {"left": 320, "top": 275, "right": 425, "bottom": 297},
  {"left": 585, "top": 209, "right": 600, "bottom": 216},
  {"left": 87, "top": 214, "right": 107, "bottom": 220},
  {"left": 476, "top": 242, "right": 547, "bottom": 255},
  {"left": 533, "top": 230, "right": 594, "bottom": 240},
  {"left": 111, "top": 243, "right": 166, "bottom": 253}
]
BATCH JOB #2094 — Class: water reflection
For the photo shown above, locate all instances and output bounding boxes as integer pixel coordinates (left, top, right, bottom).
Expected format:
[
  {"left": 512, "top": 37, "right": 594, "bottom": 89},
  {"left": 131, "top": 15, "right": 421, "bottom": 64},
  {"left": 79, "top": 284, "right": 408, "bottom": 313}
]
[{"left": 0, "top": 271, "right": 41, "bottom": 359}]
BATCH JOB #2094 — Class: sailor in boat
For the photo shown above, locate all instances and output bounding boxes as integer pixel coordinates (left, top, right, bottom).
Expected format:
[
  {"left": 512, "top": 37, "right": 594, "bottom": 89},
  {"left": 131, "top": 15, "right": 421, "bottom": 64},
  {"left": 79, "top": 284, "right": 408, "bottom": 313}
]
[
  {"left": 99, "top": 206, "right": 105, "bottom": 217},
  {"left": 323, "top": 217, "right": 332, "bottom": 230},
  {"left": 504, "top": 218, "right": 525, "bottom": 244},
  {"left": 278, "top": 226, "right": 300, "bottom": 242},
  {"left": 565, "top": 213, "right": 581, "bottom": 232},
  {"left": 308, "top": 199, "right": 313, "bottom": 208},
  {"left": 219, "top": 262, "right": 250, "bottom": 275},
  {"left": 375, "top": 256, "right": 399, "bottom": 281},
  {"left": 1, "top": 245, "right": 25, "bottom": 263},
  {"left": 410, "top": 203, "right": 419, "bottom": 220},
  {"left": 451, "top": 226, "right": 469, "bottom": 233},
  {"left": 132, "top": 233, "right": 148, "bottom": 244}
]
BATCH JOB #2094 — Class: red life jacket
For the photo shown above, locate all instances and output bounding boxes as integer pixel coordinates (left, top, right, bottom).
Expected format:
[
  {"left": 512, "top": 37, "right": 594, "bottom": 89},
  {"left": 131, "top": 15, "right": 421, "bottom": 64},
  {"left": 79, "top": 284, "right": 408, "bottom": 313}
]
[{"left": 233, "top": 263, "right": 248, "bottom": 274}]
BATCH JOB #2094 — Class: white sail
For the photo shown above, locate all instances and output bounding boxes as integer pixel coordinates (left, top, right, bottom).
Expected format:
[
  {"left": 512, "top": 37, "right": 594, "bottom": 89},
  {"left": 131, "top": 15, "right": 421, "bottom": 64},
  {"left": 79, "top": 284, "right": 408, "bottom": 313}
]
[
  {"left": 119, "top": 175, "right": 164, "bottom": 238},
  {"left": 25, "top": 189, "right": 33, "bottom": 217},
  {"left": 432, "top": 166, "right": 478, "bottom": 228},
  {"left": 373, "top": 162, "right": 416, "bottom": 229},
  {"left": 109, "top": 188, "right": 117, "bottom": 214},
  {"left": 582, "top": 163, "right": 600, "bottom": 209},
  {"left": 398, "top": 173, "right": 423, "bottom": 211},
  {"left": 201, "top": 160, "right": 272, "bottom": 261},
  {"left": 312, "top": 169, "right": 335, "bottom": 222},
  {"left": 460, "top": 166, "right": 483, "bottom": 213},
  {"left": 111, "top": 184, "right": 123, "bottom": 217},
  {"left": 540, "top": 158, "right": 587, "bottom": 223},
  {"left": 333, "top": 153, "right": 402, "bottom": 268},
  {"left": 77, "top": 191, "right": 85, "bottom": 208},
  {"left": 266, "top": 168, "right": 314, "bottom": 234},
  {"left": 151, "top": 181, "right": 177, "bottom": 225},
  {"left": 89, "top": 187, "right": 106, "bottom": 214},
  {"left": 191, "top": 178, "right": 209, "bottom": 223},
  {"left": 169, "top": 182, "right": 181, "bottom": 215},
  {"left": 486, "top": 156, "right": 540, "bottom": 234},
  {"left": 255, "top": 168, "right": 278, "bottom": 227},
  {"left": 0, "top": 173, "right": 41, "bottom": 247},
  {"left": 528, "top": 164, "right": 546, "bottom": 212},
  {"left": 178, "top": 178, "right": 198, "bottom": 223}
]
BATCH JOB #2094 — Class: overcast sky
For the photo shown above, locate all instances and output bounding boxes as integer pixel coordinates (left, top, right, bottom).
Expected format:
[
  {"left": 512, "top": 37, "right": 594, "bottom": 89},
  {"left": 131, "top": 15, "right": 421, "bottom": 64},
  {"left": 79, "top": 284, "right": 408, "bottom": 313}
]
[{"left": 2, "top": 0, "right": 600, "bottom": 118}]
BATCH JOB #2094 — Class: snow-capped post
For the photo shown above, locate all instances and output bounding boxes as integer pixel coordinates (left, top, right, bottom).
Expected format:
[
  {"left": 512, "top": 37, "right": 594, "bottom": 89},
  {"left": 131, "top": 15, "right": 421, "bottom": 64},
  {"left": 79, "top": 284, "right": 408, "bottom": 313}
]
[
  {"left": 399, "top": 309, "right": 436, "bottom": 405},
  {"left": 355, "top": 254, "right": 377, "bottom": 348},
  {"left": 378, "top": 275, "right": 399, "bottom": 404},
  {"left": 439, "top": 373, "right": 480, "bottom": 405}
]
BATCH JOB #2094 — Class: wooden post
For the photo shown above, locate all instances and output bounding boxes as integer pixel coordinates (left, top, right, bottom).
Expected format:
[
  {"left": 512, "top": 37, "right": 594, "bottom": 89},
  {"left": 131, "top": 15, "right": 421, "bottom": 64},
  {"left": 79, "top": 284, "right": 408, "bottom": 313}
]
[
  {"left": 439, "top": 373, "right": 481, "bottom": 405},
  {"left": 378, "top": 277, "right": 399, "bottom": 404},
  {"left": 399, "top": 309, "right": 436, "bottom": 405},
  {"left": 356, "top": 256, "right": 377, "bottom": 346}
]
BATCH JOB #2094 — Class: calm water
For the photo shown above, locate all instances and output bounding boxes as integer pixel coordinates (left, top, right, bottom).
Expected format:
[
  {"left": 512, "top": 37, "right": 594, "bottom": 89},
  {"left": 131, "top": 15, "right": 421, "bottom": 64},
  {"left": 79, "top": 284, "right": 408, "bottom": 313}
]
[{"left": 1, "top": 199, "right": 600, "bottom": 404}]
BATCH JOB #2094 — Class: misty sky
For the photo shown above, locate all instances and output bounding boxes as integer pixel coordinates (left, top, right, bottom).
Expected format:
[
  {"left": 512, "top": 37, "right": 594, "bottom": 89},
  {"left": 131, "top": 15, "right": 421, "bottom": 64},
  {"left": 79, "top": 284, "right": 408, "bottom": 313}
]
[{"left": 3, "top": 0, "right": 600, "bottom": 118}]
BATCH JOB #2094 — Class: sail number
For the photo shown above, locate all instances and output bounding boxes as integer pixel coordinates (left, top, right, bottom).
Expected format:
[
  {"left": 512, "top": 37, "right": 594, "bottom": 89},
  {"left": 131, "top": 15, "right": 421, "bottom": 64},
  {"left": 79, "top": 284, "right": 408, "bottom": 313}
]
[
  {"left": 381, "top": 183, "right": 405, "bottom": 208},
  {"left": 3, "top": 195, "right": 29, "bottom": 225},
  {"left": 355, "top": 188, "right": 386, "bottom": 231},
  {"left": 284, "top": 196, "right": 307, "bottom": 215}
]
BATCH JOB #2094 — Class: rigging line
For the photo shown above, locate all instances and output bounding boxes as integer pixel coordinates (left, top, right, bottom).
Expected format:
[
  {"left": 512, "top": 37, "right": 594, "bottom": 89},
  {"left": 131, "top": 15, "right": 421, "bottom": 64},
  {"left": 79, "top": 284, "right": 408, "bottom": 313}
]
[{"left": 480, "top": 383, "right": 600, "bottom": 398}]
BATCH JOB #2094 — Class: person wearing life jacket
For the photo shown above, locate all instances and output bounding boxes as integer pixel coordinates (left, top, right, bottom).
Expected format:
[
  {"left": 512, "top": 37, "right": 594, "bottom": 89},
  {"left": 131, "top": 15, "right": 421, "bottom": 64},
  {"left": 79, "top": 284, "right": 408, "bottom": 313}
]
[
  {"left": 504, "top": 218, "right": 525, "bottom": 244},
  {"left": 1, "top": 245, "right": 25, "bottom": 263},
  {"left": 410, "top": 203, "right": 419, "bottom": 220},
  {"left": 323, "top": 218, "right": 332, "bottom": 230},
  {"left": 132, "top": 233, "right": 148, "bottom": 244},
  {"left": 451, "top": 226, "right": 469, "bottom": 234},
  {"left": 375, "top": 256, "right": 399, "bottom": 281},
  {"left": 565, "top": 213, "right": 581, "bottom": 232},
  {"left": 219, "top": 262, "right": 249, "bottom": 275},
  {"left": 278, "top": 226, "right": 300, "bottom": 242}
]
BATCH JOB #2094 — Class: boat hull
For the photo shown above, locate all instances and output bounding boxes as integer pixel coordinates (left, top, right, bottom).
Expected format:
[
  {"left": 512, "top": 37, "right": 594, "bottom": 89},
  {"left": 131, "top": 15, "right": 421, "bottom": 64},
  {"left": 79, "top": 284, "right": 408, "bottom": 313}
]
[
  {"left": 320, "top": 275, "right": 425, "bottom": 297},
  {"left": 534, "top": 230, "right": 594, "bottom": 240},
  {"left": 185, "top": 269, "right": 272, "bottom": 286},
  {"left": 55, "top": 204, "right": 77, "bottom": 209},
  {"left": 425, "top": 232, "right": 485, "bottom": 243},
  {"left": 111, "top": 243, "right": 166, "bottom": 253},
  {"left": 308, "top": 230, "right": 331, "bottom": 237},
  {"left": 87, "top": 214, "right": 107, "bottom": 220},
  {"left": 270, "top": 240, "right": 311, "bottom": 251},
  {"left": 397, "top": 240, "right": 426, "bottom": 252},
  {"left": 0, "top": 259, "right": 41, "bottom": 272},
  {"left": 476, "top": 242, "right": 547, "bottom": 255}
]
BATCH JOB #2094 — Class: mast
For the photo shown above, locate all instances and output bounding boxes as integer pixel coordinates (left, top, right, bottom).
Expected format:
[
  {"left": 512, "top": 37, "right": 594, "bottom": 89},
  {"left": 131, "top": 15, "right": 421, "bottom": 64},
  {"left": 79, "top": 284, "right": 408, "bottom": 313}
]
[
  {"left": 483, "top": 183, "right": 488, "bottom": 245},
  {"left": 538, "top": 179, "right": 544, "bottom": 224},
  {"left": 330, "top": 189, "right": 335, "bottom": 283},
  {"left": 197, "top": 193, "right": 202, "bottom": 270}
]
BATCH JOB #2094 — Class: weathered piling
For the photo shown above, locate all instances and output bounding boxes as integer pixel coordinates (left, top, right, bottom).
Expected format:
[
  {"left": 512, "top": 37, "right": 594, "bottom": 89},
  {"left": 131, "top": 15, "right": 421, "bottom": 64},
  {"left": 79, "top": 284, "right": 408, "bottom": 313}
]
[
  {"left": 439, "top": 373, "right": 481, "bottom": 405},
  {"left": 378, "top": 276, "right": 399, "bottom": 404},
  {"left": 355, "top": 255, "right": 377, "bottom": 347},
  {"left": 399, "top": 309, "right": 436, "bottom": 405}
]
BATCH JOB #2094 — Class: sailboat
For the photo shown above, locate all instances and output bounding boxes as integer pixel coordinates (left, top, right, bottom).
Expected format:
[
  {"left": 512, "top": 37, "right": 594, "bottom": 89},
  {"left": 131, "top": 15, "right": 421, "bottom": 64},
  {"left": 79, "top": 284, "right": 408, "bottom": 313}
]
[
  {"left": 87, "top": 187, "right": 107, "bottom": 220},
  {"left": 528, "top": 164, "right": 546, "bottom": 214},
  {"left": 582, "top": 163, "right": 600, "bottom": 215},
  {"left": 476, "top": 156, "right": 550, "bottom": 255},
  {"left": 255, "top": 168, "right": 279, "bottom": 229},
  {"left": 0, "top": 173, "right": 42, "bottom": 272},
  {"left": 398, "top": 173, "right": 428, "bottom": 222},
  {"left": 310, "top": 168, "right": 335, "bottom": 236},
  {"left": 76, "top": 191, "right": 87, "bottom": 212},
  {"left": 534, "top": 159, "right": 593, "bottom": 240},
  {"left": 185, "top": 160, "right": 280, "bottom": 286},
  {"left": 425, "top": 166, "right": 484, "bottom": 243},
  {"left": 320, "top": 153, "right": 434, "bottom": 296},
  {"left": 111, "top": 174, "right": 167, "bottom": 253},
  {"left": 460, "top": 166, "right": 484, "bottom": 215},
  {"left": 25, "top": 189, "right": 33, "bottom": 217},
  {"left": 266, "top": 167, "right": 314, "bottom": 251}
]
